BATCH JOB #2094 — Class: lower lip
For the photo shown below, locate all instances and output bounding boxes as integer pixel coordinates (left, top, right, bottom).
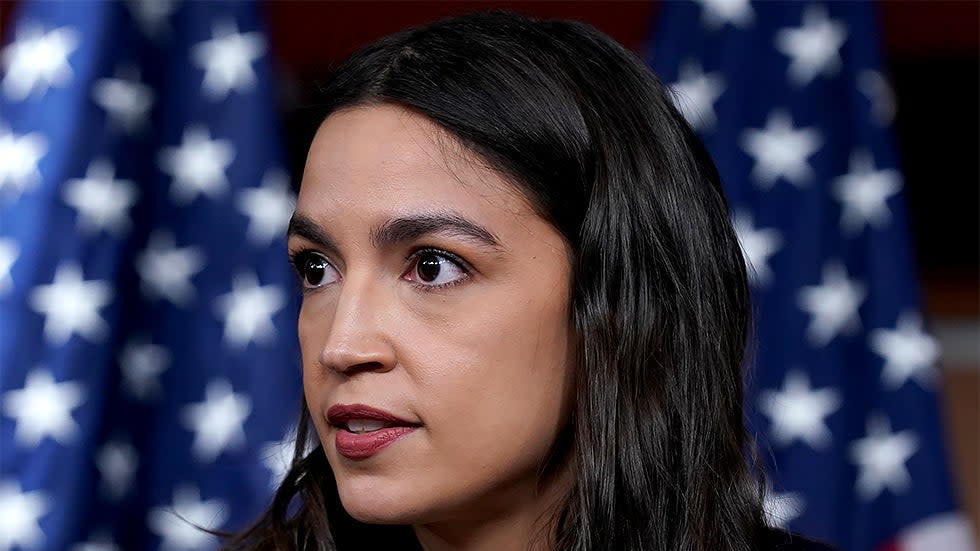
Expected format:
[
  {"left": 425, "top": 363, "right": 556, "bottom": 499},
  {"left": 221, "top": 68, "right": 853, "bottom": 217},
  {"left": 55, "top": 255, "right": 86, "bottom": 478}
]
[{"left": 335, "top": 426, "right": 418, "bottom": 460}]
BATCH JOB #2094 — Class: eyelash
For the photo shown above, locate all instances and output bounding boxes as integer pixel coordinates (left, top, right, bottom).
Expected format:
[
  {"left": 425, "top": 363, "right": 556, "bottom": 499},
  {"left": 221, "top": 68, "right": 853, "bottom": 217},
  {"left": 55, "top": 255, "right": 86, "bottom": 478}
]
[{"left": 286, "top": 247, "right": 472, "bottom": 294}]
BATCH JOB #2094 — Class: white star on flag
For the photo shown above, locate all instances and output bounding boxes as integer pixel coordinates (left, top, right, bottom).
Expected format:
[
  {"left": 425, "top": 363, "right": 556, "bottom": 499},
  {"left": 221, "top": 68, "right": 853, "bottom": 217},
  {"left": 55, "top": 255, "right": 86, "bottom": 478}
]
[
  {"left": 70, "top": 532, "right": 121, "bottom": 551},
  {"left": 759, "top": 369, "right": 841, "bottom": 449},
  {"left": 775, "top": 4, "right": 848, "bottom": 87},
  {"left": 147, "top": 485, "right": 228, "bottom": 551},
  {"left": 797, "top": 262, "right": 866, "bottom": 347},
  {"left": 731, "top": 210, "right": 782, "bottom": 286},
  {"left": 190, "top": 19, "right": 267, "bottom": 100},
  {"left": 63, "top": 159, "right": 139, "bottom": 236},
  {"left": 158, "top": 126, "right": 235, "bottom": 205},
  {"left": 135, "top": 231, "right": 206, "bottom": 307},
  {"left": 119, "top": 338, "right": 171, "bottom": 400},
  {"left": 694, "top": 0, "right": 754, "bottom": 29},
  {"left": 126, "top": 0, "right": 179, "bottom": 39},
  {"left": 261, "top": 430, "right": 298, "bottom": 491},
  {"left": 181, "top": 379, "right": 252, "bottom": 462},
  {"left": 214, "top": 271, "right": 286, "bottom": 348},
  {"left": 28, "top": 262, "right": 114, "bottom": 345},
  {"left": 850, "top": 414, "right": 919, "bottom": 501},
  {"left": 237, "top": 168, "right": 296, "bottom": 245},
  {"left": 669, "top": 61, "right": 725, "bottom": 131},
  {"left": 0, "top": 125, "right": 48, "bottom": 200},
  {"left": 832, "top": 150, "right": 902, "bottom": 236},
  {"left": 740, "top": 110, "right": 822, "bottom": 189},
  {"left": 2, "top": 367, "right": 85, "bottom": 447},
  {"left": 95, "top": 440, "right": 138, "bottom": 501},
  {"left": 0, "top": 480, "right": 50, "bottom": 551},
  {"left": 763, "top": 487, "right": 805, "bottom": 529},
  {"left": 858, "top": 70, "right": 898, "bottom": 127},
  {"left": 92, "top": 65, "right": 155, "bottom": 133},
  {"left": 0, "top": 238, "right": 18, "bottom": 295},
  {"left": 871, "top": 311, "right": 940, "bottom": 390},
  {"left": 0, "top": 22, "right": 80, "bottom": 100}
]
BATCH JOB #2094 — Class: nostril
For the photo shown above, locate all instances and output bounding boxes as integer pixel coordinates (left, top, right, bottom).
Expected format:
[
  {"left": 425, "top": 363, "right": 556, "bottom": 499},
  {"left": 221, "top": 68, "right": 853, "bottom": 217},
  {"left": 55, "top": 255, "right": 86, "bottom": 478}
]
[
  {"left": 318, "top": 342, "right": 393, "bottom": 375},
  {"left": 334, "top": 360, "right": 387, "bottom": 376},
  {"left": 315, "top": 315, "right": 396, "bottom": 374}
]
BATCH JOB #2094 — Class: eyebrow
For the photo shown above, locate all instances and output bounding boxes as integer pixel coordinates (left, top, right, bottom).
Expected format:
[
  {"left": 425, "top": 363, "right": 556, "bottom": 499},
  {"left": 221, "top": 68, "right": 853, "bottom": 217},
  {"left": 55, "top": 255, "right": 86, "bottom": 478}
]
[{"left": 286, "top": 210, "right": 504, "bottom": 253}]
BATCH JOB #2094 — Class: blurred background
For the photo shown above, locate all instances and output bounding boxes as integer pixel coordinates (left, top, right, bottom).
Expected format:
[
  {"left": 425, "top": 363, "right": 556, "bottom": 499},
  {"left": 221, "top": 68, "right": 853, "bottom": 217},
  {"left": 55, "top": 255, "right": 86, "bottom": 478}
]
[{"left": 0, "top": 1, "right": 976, "bottom": 550}]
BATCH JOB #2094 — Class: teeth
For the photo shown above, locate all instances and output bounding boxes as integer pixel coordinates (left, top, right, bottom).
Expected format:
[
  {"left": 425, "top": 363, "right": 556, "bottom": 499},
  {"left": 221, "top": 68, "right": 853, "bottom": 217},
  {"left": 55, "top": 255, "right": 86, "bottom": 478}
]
[{"left": 345, "top": 419, "right": 389, "bottom": 433}]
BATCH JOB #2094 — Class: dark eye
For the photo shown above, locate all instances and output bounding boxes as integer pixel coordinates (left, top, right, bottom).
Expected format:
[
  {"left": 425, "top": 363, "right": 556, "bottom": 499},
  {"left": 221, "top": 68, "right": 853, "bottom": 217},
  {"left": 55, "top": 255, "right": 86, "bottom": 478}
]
[
  {"left": 292, "top": 251, "right": 339, "bottom": 289},
  {"left": 405, "top": 251, "right": 468, "bottom": 288}
]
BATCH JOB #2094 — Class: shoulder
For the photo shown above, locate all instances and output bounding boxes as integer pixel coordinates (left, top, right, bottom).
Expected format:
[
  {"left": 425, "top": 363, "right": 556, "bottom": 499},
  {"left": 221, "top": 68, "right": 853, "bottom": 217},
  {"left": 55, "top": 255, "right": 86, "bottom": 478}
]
[{"left": 758, "top": 526, "right": 842, "bottom": 551}]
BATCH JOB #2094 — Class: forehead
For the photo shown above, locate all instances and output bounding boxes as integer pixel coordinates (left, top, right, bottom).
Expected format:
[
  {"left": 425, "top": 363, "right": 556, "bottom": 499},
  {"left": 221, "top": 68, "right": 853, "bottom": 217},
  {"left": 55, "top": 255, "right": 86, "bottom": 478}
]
[{"left": 298, "top": 103, "right": 531, "bottom": 225}]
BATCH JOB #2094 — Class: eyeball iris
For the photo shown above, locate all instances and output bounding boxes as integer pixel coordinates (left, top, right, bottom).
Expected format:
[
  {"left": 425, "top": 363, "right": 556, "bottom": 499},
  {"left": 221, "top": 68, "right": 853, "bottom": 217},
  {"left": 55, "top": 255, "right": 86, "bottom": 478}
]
[
  {"left": 417, "top": 253, "right": 442, "bottom": 282},
  {"left": 304, "top": 255, "right": 328, "bottom": 286}
]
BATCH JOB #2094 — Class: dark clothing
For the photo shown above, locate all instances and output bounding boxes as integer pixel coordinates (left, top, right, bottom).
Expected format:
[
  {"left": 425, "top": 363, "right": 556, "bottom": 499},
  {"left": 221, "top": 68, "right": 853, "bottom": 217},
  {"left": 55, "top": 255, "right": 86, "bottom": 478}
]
[{"left": 761, "top": 526, "right": 842, "bottom": 551}]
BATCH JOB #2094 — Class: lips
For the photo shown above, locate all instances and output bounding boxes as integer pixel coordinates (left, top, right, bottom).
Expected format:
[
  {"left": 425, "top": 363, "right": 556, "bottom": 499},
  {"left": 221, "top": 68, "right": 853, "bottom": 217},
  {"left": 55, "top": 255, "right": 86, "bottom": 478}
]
[
  {"left": 326, "top": 403, "right": 421, "bottom": 460},
  {"left": 326, "top": 403, "right": 420, "bottom": 429}
]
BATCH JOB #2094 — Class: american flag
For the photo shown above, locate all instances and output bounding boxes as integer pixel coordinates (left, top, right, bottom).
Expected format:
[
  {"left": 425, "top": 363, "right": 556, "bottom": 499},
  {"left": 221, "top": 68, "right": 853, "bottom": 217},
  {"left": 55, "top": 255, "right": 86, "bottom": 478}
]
[
  {"left": 0, "top": 1, "right": 302, "bottom": 549},
  {"left": 647, "top": 2, "right": 975, "bottom": 550}
]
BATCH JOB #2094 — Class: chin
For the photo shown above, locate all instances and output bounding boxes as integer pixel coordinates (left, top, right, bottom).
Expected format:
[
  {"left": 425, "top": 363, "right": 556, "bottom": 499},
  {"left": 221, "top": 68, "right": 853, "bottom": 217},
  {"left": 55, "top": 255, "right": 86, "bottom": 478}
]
[{"left": 336, "top": 478, "right": 424, "bottom": 524}]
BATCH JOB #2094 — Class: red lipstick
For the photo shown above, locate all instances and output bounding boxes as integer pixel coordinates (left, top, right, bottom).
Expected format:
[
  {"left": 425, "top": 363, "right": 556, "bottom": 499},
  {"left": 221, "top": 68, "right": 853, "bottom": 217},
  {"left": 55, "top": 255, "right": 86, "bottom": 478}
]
[{"left": 327, "top": 404, "right": 420, "bottom": 460}]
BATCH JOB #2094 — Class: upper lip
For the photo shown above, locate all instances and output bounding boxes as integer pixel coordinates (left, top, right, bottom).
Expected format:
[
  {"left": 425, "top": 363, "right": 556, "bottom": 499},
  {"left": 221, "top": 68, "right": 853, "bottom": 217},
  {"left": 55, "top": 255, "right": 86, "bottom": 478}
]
[{"left": 326, "top": 403, "right": 421, "bottom": 427}]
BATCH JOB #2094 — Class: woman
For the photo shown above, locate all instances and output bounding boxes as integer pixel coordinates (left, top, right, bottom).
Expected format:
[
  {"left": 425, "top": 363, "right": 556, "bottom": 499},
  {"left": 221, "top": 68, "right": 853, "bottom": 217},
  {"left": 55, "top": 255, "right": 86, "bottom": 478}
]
[{"left": 223, "top": 10, "right": 837, "bottom": 551}]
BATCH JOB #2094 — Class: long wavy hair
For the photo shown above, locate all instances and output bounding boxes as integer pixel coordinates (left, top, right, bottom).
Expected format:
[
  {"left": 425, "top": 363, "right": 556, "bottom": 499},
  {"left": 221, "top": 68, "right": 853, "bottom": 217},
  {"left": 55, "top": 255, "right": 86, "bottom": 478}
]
[{"left": 222, "top": 9, "right": 765, "bottom": 551}]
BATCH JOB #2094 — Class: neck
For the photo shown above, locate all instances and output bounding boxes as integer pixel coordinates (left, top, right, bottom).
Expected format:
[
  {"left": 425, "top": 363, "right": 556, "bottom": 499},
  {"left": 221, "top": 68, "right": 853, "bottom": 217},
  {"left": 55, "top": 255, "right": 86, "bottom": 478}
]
[{"left": 412, "top": 460, "right": 573, "bottom": 551}]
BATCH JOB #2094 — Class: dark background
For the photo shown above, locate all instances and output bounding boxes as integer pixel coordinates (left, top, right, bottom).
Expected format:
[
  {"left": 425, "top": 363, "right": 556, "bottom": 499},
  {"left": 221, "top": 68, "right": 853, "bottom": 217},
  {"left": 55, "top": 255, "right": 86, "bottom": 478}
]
[
  {"left": 258, "top": 1, "right": 979, "bottom": 304},
  {"left": 2, "top": 0, "right": 977, "bottom": 537},
  {"left": 1, "top": 0, "right": 973, "bottom": 310},
  {"left": 262, "top": 1, "right": 980, "bottom": 534}
]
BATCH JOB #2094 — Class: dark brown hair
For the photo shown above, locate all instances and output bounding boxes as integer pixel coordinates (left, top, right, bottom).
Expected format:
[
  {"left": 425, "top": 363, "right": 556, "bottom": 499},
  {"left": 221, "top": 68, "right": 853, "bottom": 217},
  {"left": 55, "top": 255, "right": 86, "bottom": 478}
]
[{"left": 223, "top": 9, "right": 765, "bottom": 551}]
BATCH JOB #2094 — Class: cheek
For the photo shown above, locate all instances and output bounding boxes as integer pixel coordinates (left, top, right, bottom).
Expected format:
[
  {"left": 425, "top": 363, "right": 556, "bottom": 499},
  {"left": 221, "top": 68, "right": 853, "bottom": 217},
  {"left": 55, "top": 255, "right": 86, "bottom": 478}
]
[
  {"left": 414, "top": 288, "right": 574, "bottom": 478},
  {"left": 293, "top": 273, "right": 575, "bottom": 522},
  {"left": 297, "top": 297, "right": 333, "bottom": 440}
]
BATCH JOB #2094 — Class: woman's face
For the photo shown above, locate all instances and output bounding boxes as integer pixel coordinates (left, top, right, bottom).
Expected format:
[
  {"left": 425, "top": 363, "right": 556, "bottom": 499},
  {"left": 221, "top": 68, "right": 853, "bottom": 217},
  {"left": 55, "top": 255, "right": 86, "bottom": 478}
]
[{"left": 290, "top": 103, "right": 576, "bottom": 525}]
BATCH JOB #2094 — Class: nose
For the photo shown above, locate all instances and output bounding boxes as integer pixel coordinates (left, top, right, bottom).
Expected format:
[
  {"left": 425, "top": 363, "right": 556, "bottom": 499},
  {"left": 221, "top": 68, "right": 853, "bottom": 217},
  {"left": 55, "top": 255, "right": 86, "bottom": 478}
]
[{"left": 316, "top": 271, "right": 397, "bottom": 376}]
